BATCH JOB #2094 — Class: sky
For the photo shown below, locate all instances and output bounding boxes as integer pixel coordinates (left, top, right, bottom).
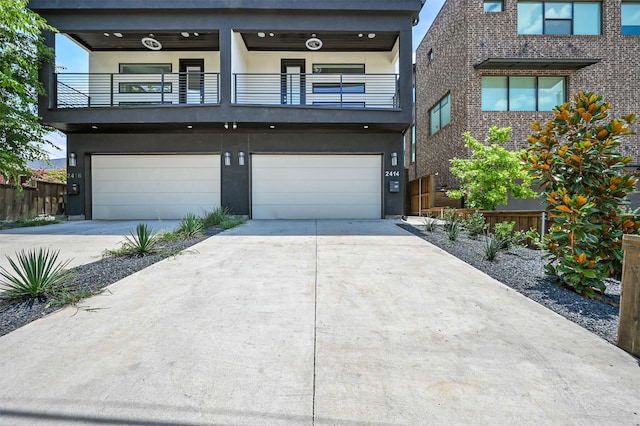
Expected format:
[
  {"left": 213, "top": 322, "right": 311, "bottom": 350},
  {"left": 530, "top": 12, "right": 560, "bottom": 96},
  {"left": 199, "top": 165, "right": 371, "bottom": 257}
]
[{"left": 45, "top": 0, "right": 446, "bottom": 159}]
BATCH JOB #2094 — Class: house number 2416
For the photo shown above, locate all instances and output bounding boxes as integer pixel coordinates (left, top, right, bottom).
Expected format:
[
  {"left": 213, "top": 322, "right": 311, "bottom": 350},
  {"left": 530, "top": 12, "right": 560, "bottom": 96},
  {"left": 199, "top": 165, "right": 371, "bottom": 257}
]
[{"left": 385, "top": 170, "right": 400, "bottom": 177}]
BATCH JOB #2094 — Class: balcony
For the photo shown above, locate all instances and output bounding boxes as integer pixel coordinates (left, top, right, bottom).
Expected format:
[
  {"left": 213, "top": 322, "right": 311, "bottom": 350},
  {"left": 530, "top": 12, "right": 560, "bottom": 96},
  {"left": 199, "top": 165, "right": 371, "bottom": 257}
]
[
  {"left": 54, "top": 72, "right": 220, "bottom": 108},
  {"left": 233, "top": 73, "right": 399, "bottom": 109}
]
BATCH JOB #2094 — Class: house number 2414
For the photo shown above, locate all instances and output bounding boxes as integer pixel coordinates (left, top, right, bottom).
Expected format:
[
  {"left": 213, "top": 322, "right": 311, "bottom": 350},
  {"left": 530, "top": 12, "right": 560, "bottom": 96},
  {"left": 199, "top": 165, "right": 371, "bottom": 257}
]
[{"left": 385, "top": 170, "right": 400, "bottom": 177}]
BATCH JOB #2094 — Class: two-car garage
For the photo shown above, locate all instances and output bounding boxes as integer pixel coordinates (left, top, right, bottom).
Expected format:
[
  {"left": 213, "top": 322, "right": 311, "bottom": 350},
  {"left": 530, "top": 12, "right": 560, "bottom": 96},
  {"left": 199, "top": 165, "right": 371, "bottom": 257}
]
[{"left": 91, "top": 154, "right": 383, "bottom": 220}]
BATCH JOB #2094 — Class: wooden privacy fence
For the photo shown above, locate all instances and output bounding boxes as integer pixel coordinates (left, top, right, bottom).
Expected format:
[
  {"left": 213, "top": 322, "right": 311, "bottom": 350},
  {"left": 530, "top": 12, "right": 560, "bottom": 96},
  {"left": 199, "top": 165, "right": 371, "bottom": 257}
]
[
  {"left": 0, "top": 181, "right": 66, "bottom": 221},
  {"left": 408, "top": 175, "right": 435, "bottom": 215},
  {"left": 620, "top": 235, "right": 640, "bottom": 357},
  {"left": 421, "top": 208, "right": 546, "bottom": 235}
]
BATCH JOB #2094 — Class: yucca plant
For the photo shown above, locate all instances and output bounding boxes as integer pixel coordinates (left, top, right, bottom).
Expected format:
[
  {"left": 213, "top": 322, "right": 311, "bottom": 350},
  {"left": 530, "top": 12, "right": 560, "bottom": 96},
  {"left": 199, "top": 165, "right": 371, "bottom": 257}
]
[
  {"left": 484, "top": 232, "right": 502, "bottom": 261},
  {"left": 421, "top": 214, "right": 438, "bottom": 232},
  {"left": 201, "top": 206, "right": 233, "bottom": 228},
  {"left": 0, "top": 248, "right": 72, "bottom": 300},
  {"left": 122, "top": 223, "right": 158, "bottom": 256},
  {"left": 177, "top": 212, "right": 205, "bottom": 238}
]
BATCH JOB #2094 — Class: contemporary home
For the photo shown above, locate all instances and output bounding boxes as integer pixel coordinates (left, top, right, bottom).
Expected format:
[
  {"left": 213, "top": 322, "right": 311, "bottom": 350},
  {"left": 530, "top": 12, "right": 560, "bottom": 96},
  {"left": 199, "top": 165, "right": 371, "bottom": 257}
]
[
  {"left": 29, "top": 0, "right": 423, "bottom": 220},
  {"left": 410, "top": 0, "right": 640, "bottom": 190}
]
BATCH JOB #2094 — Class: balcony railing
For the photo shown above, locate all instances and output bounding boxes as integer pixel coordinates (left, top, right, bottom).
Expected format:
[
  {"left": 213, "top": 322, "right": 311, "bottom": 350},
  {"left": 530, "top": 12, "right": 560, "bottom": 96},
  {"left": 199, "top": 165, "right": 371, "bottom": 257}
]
[
  {"left": 54, "top": 72, "right": 220, "bottom": 108},
  {"left": 233, "top": 73, "right": 399, "bottom": 109}
]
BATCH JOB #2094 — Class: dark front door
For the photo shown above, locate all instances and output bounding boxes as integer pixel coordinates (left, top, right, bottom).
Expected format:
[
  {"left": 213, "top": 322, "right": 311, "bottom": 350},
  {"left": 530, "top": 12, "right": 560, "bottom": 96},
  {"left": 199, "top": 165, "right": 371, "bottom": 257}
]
[
  {"left": 281, "top": 59, "right": 306, "bottom": 105},
  {"left": 179, "top": 59, "right": 204, "bottom": 104}
]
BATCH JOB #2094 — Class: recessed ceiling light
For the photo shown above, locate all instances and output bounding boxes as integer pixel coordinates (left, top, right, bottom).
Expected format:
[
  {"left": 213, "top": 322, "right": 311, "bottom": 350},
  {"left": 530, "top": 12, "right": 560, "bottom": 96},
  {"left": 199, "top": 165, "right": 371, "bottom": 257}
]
[
  {"left": 270, "top": 125, "right": 275, "bottom": 129},
  {"left": 258, "top": 32, "right": 266, "bottom": 38},
  {"left": 103, "top": 32, "right": 109, "bottom": 37},
  {"left": 363, "top": 125, "right": 369, "bottom": 129},
  {"left": 358, "top": 33, "right": 364, "bottom": 38},
  {"left": 113, "top": 33, "right": 123, "bottom": 38},
  {"left": 269, "top": 32, "right": 275, "bottom": 37},
  {"left": 187, "top": 125, "right": 193, "bottom": 129},
  {"left": 181, "top": 32, "right": 190, "bottom": 38},
  {"left": 194, "top": 32, "right": 199, "bottom": 37},
  {"left": 91, "top": 125, "right": 98, "bottom": 130},
  {"left": 368, "top": 33, "right": 376, "bottom": 39}
]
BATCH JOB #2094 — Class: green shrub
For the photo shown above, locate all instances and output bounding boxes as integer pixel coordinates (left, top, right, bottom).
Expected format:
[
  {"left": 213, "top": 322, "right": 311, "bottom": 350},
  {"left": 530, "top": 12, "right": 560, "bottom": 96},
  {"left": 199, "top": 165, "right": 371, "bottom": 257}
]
[
  {"left": 522, "top": 91, "right": 639, "bottom": 297},
  {"left": 442, "top": 208, "right": 462, "bottom": 241},
  {"left": 463, "top": 210, "right": 487, "bottom": 239},
  {"left": 0, "top": 248, "right": 71, "bottom": 300},
  {"left": 447, "top": 127, "right": 537, "bottom": 210},
  {"left": 201, "top": 206, "right": 233, "bottom": 227},
  {"left": 483, "top": 232, "right": 502, "bottom": 261},
  {"left": 221, "top": 216, "right": 245, "bottom": 230},
  {"left": 421, "top": 214, "right": 439, "bottom": 232},
  {"left": 122, "top": 223, "right": 158, "bottom": 256},
  {"left": 177, "top": 212, "right": 205, "bottom": 238}
]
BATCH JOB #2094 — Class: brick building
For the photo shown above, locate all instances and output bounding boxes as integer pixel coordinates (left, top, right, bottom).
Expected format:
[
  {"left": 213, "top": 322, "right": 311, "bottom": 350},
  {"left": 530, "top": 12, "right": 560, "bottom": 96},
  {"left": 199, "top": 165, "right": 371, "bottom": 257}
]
[{"left": 409, "top": 0, "right": 640, "bottom": 190}]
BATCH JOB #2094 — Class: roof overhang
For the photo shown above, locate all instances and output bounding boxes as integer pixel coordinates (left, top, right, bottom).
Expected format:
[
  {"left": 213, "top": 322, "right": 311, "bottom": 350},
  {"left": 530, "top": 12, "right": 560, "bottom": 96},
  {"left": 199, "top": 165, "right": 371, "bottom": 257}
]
[
  {"left": 474, "top": 58, "right": 601, "bottom": 70},
  {"left": 67, "top": 31, "right": 219, "bottom": 52}
]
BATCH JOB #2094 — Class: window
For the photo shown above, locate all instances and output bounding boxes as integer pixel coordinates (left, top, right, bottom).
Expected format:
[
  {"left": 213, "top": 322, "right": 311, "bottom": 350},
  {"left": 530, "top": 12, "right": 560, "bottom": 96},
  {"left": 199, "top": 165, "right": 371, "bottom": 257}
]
[
  {"left": 481, "top": 76, "right": 565, "bottom": 111},
  {"left": 119, "top": 63, "right": 172, "bottom": 74},
  {"left": 312, "top": 64, "right": 365, "bottom": 74},
  {"left": 119, "top": 82, "right": 172, "bottom": 93},
  {"left": 410, "top": 125, "right": 417, "bottom": 163},
  {"left": 517, "top": 2, "right": 601, "bottom": 35},
  {"left": 427, "top": 49, "right": 434, "bottom": 61},
  {"left": 622, "top": 3, "right": 640, "bottom": 35},
  {"left": 484, "top": 1, "right": 504, "bottom": 12},
  {"left": 312, "top": 82, "right": 365, "bottom": 94},
  {"left": 430, "top": 94, "right": 451, "bottom": 135}
]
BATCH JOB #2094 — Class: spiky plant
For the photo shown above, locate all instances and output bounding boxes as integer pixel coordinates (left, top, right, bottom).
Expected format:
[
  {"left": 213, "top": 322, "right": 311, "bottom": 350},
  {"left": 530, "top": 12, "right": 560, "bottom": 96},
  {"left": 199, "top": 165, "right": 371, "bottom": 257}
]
[
  {"left": 122, "top": 223, "right": 158, "bottom": 256},
  {"left": 0, "top": 248, "right": 72, "bottom": 300},
  {"left": 177, "top": 212, "right": 205, "bottom": 238}
]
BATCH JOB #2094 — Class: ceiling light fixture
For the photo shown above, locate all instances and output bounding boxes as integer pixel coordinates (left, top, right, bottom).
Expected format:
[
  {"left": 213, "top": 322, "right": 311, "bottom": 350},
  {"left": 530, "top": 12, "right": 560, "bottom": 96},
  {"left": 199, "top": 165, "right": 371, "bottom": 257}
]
[
  {"left": 181, "top": 32, "right": 190, "bottom": 38},
  {"left": 91, "top": 125, "right": 98, "bottom": 130},
  {"left": 270, "top": 125, "right": 276, "bottom": 129},
  {"left": 141, "top": 36, "right": 162, "bottom": 50},
  {"left": 368, "top": 33, "right": 376, "bottom": 39},
  {"left": 187, "top": 125, "right": 193, "bottom": 129},
  {"left": 363, "top": 125, "right": 369, "bottom": 129},
  {"left": 258, "top": 32, "right": 266, "bottom": 38},
  {"left": 358, "top": 33, "right": 364, "bottom": 38},
  {"left": 305, "top": 34, "right": 323, "bottom": 51},
  {"left": 232, "top": 122, "right": 238, "bottom": 130},
  {"left": 194, "top": 32, "right": 199, "bottom": 37},
  {"left": 269, "top": 32, "right": 275, "bottom": 37},
  {"left": 113, "top": 32, "right": 123, "bottom": 38},
  {"left": 224, "top": 122, "right": 229, "bottom": 130},
  {"left": 103, "top": 32, "right": 110, "bottom": 37}
]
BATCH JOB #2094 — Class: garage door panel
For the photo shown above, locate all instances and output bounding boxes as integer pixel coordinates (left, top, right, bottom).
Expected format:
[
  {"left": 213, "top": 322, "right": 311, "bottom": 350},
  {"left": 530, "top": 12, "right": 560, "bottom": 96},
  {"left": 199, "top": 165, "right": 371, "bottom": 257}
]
[
  {"left": 252, "top": 154, "right": 381, "bottom": 220},
  {"left": 92, "top": 154, "right": 220, "bottom": 220}
]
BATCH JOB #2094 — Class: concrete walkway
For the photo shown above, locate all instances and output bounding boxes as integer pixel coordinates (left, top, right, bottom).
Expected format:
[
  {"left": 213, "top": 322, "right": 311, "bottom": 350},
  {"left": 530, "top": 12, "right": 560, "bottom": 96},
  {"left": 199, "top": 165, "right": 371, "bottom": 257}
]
[
  {"left": 0, "top": 220, "right": 639, "bottom": 425},
  {"left": 0, "top": 220, "right": 181, "bottom": 270}
]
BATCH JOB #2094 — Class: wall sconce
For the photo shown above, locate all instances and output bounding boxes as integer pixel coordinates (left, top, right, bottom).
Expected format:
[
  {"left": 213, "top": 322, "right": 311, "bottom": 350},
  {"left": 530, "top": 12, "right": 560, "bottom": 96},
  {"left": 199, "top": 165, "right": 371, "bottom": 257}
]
[
  {"left": 224, "top": 152, "right": 231, "bottom": 166},
  {"left": 391, "top": 152, "right": 398, "bottom": 167},
  {"left": 238, "top": 151, "right": 245, "bottom": 166},
  {"left": 69, "top": 152, "right": 77, "bottom": 167}
]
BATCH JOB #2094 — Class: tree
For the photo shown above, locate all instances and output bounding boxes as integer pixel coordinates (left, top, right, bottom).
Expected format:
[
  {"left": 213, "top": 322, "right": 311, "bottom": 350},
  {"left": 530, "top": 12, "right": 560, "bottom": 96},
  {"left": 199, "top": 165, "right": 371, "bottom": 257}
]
[
  {"left": 0, "top": 0, "right": 56, "bottom": 186},
  {"left": 522, "top": 91, "right": 639, "bottom": 297},
  {"left": 447, "top": 126, "right": 536, "bottom": 210}
]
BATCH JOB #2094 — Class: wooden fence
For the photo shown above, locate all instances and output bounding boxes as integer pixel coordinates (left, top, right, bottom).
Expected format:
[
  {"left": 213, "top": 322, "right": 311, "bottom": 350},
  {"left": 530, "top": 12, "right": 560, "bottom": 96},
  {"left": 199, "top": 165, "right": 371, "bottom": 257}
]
[
  {"left": 0, "top": 181, "right": 66, "bottom": 221},
  {"left": 420, "top": 207, "right": 546, "bottom": 235},
  {"left": 408, "top": 175, "right": 436, "bottom": 215},
  {"left": 620, "top": 235, "right": 640, "bottom": 357}
]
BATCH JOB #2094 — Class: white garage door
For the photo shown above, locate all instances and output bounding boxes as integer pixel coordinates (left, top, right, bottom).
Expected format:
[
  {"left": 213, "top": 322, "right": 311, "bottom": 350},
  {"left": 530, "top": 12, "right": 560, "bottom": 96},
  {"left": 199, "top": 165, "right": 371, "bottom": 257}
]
[
  {"left": 92, "top": 154, "right": 220, "bottom": 220},
  {"left": 252, "top": 154, "right": 382, "bottom": 219}
]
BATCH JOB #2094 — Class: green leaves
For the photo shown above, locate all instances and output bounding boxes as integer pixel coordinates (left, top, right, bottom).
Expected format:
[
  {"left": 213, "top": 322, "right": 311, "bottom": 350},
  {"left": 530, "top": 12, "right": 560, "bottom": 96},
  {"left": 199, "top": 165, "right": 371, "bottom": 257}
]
[
  {"left": 523, "top": 91, "right": 640, "bottom": 297},
  {"left": 448, "top": 126, "right": 536, "bottom": 210},
  {"left": 0, "top": 0, "right": 57, "bottom": 186},
  {"left": 122, "top": 223, "right": 159, "bottom": 256},
  {"left": 0, "top": 248, "right": 71, "bottom": 300}
]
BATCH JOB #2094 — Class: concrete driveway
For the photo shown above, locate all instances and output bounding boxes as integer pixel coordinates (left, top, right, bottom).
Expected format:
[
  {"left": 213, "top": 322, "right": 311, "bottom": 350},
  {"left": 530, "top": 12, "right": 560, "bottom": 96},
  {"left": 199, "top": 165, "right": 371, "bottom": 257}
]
[
  {"left": 0, "top": 220, "right": 639, "bottom": 425},
  {"left": 0, "top": 220, "right": 181, "bottom": 270}
]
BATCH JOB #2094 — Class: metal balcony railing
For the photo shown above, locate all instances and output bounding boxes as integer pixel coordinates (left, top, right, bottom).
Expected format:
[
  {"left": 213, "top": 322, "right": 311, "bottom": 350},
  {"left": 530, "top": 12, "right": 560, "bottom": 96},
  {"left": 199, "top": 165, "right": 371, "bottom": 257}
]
[
  {"left": 233, "top": 73, "right": 400, "bottom": 109},
  {"left": 54, "top": 72, "right": 220, "bottom": 108}
]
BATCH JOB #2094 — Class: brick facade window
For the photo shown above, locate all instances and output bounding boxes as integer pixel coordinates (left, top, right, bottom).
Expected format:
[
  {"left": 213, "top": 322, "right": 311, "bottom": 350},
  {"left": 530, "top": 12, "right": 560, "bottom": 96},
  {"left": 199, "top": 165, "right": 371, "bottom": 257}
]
[
  {"left": 517, "top": 1, "right": 601, "bottom": 35},
  {"left": 484, "top": 0, "right": 504, "bottom": 12},
  {"left": 622, "top": 3, "right": 640, "bottom": 35},
  {"left": 481, "top": 76, "right": 565, "bottom": 111},
  {"left": 429, "top": 93, "right": 451, "bottom": 135}
]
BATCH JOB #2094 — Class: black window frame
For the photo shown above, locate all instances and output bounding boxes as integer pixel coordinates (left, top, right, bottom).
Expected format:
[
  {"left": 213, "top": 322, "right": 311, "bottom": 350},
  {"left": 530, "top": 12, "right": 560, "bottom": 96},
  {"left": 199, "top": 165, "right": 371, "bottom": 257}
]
[
  {"left": 118, "top": 63, "right": 173, "bottom": 74},
  {"left": 517, "top": 1, "right": 602, "bottom": 35},
  {"left": 481, "top": 76, "right": 566, "bottom": 112},
  {"left": 429, "top": 93, "right": 451, "bottom": 136},
  {"left": 311, "top": 64, "right": 366, "bottom": 74}
]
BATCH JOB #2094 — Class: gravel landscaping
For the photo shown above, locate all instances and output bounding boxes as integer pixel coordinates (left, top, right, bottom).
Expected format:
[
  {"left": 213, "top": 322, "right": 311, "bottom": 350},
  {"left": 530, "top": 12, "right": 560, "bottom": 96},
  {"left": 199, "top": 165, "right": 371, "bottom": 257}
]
[
  {"left": 399, "top": 221, "right": 621, "bottom": 344},
  {"left": 0, "top": 227, "right": 224, "bottom": 337}
]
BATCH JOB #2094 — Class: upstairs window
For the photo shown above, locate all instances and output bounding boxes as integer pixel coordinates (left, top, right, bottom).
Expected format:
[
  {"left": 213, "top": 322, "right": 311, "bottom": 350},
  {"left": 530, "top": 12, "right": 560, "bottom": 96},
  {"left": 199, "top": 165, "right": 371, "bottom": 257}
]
[
  {"left": 119, "top": 63, "right": 172, "bottom": 74},
  {"left": 481, "top": 76, "right": 565, "bottom": 111},
  {"left": 430, "top": 94, "right": 451, "bottom": 135},
  {"left": 622, "top": 3, "right": 640, "bottom": 35},
  {"left": 312, "top": 64, "right": 365, "bottom": 74},
  {"left": 517, "top": 2, "right": 601, "bottom": 35},
  {"left": 484, "top": 1, "right": 504, "bottom": 12}
]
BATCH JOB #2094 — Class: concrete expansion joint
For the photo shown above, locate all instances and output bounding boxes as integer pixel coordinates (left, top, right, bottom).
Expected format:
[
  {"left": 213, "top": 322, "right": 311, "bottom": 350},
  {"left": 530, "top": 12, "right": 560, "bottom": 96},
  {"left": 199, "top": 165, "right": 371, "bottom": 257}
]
[{"left": 312, "top": 219, "right": 318, "bottom": 424}]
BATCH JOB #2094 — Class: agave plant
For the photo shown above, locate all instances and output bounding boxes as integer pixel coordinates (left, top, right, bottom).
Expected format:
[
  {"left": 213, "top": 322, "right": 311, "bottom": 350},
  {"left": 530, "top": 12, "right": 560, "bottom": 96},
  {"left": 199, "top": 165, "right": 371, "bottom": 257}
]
[
  {"left": 0, "top": 248, "right": 72, "bottom": 300},
  {"left": 177, "top": 212, "right": 205, "bottom": 238},
  {"left": 122, "top": 223, "right": 158, "bottom": 255}
]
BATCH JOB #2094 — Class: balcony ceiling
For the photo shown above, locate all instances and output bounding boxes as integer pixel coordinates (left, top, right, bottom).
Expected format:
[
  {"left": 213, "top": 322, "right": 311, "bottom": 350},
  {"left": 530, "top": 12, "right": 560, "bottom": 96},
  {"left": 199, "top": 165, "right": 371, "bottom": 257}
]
[
  {"left": 67, "top": 31, "right": 219, "bottom": 51},
  {"left": 239, "top": 31, "right": 398, "bottom": 52}
]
